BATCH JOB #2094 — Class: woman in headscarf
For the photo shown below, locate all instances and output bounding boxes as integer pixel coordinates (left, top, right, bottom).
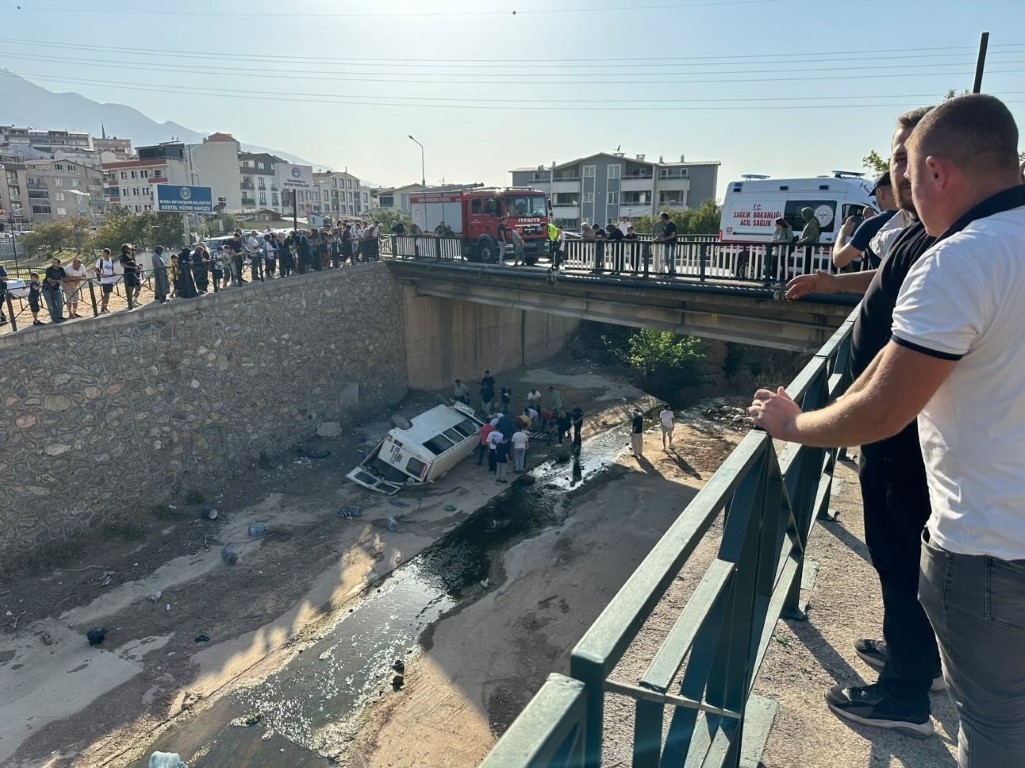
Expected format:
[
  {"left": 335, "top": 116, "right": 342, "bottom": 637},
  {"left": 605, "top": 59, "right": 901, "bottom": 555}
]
[
  {"left": 176, "top": 247, "right": 197, "bottom": 298},
  {"left": 191, "top": 243, "right": 210, "bottom": 294}
]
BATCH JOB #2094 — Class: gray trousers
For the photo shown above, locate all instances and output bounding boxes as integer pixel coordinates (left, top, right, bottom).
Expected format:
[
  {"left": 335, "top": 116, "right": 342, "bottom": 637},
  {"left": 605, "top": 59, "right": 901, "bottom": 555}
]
[
  {"left": 919, "top": 536, "right": 1025, "bottom": 767},
  {"left": 514, "top": 447, "right": 526, "bottom": 472}
]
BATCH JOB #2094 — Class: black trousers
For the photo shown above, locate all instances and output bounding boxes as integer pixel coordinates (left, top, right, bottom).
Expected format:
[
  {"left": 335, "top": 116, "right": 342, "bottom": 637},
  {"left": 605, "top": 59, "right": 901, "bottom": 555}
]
[{"left": 859, "top": 444, "right": 940, "bottom": 705}]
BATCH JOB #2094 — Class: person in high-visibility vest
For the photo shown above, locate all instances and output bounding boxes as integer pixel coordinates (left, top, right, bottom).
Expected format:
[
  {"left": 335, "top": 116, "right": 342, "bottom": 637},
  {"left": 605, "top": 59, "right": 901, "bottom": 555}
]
[{"left": 547, "top": 221, "right": 561, "bottom": 269}]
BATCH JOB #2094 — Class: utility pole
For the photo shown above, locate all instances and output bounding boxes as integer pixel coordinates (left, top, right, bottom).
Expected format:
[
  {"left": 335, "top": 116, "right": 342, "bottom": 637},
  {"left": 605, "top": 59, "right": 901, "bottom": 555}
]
[
  {"left": 409, "top": 135, "right": 426, "bottom": 229},
  {"left": 973, "top": 31, "right": 990, "bottom": 94}
]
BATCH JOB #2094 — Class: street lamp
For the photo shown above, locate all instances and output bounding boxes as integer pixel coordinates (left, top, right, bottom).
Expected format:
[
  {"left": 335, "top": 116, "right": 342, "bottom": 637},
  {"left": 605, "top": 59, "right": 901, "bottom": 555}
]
[{"left": 408, "top": 135, "right": 427, "bottom": 231}]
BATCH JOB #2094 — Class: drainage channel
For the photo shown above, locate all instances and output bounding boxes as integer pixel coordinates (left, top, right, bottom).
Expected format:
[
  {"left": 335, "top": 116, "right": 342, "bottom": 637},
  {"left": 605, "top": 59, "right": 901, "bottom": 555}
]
[{"left": 132, "top": 424, "right": 632, "bottom": 766}]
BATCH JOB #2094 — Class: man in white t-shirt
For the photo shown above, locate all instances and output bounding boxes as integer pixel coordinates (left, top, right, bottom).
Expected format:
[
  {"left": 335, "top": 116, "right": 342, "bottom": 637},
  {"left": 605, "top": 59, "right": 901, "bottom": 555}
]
[
  {"left": 749, "top": 94, "right": 1025, "bottom": 767},
  {"left": 93, "top": 248, "right": 117, "bottom": 314},
  {"left": 511, "top": 428, "right": 529, "bottom": 473},
  {"left": 659, "top": 405, "right": 675, "bottom": 449}
]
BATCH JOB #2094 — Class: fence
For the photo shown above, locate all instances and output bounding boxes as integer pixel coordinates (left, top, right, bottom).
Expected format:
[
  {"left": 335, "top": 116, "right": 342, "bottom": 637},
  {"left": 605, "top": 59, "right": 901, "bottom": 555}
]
[
  {"left": 558, "top": 238, "right": 842, "bottom": 283},
  {"left": 481, "top": 307, "right": 857, "bottom": 768},
  {"left": 389, "top": 234, "right": 464, "bottom": 261}
]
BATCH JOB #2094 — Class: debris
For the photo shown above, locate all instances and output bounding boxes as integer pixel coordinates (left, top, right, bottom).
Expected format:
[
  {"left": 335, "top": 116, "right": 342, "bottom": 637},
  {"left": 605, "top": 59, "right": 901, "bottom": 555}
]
[
  {"left": 87, "top": 628, "right": 107, "bottom": 646},
  {"left": 391, "top": 674, "right": 405, "bottom": 690},
  {"left": 248, "top": 523, "right": 267, "bottom": 538},
  {"left": 230, "top": 711, "right": 263, "bottom": 727},
  {"left": 338, "top": 505, "right": 363, "bottom": 519},
  {"left": 101, "top": 570, "right": 115, "bottom": 587},
  {"left": 392, "top": 659, "right": 405, "bottom": 674},
  {"left": 200, "top": 506, "right": 218, "bottom": 520},
  {"left": 221, "top": 547, "right": 238, "bottom": 566},
  {"left": 11, "top": 610, "right": 26, "bottom": 629},
  {"left": 194, "top": 634, "right": 210, "bottom": 643},
  {"left": 148, "top": 752, "right": 187, "bottom": 768},
  {"left": 165, "top": 604, "right": 171, "bottom": 612},
  {"left": 149, "top": 590, "right": 162, "bottom": 602},
  {"left": 39, "top": 630, "right": 54, "bottom": 646},
  {"left": 262, "top": 727, "right": 275, "bottom": 741},
  {"left": 444, "top": 504, "right": 457, "bottom": 512},
  {"left": 480, "top": 578, "right": 490, "bottom": 589},
  {"left": 388, "top": 499, "right": 411, "bottom": 508},
  {"left": 297, "top": 446, "right": 331, "bottom": 460},
  {"left": 316, "top": 421, "right": 342, "bottom": 438}
]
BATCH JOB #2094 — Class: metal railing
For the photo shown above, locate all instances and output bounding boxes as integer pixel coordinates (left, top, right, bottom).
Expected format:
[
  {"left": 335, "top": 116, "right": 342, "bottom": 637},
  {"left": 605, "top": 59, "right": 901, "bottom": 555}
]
[
  {"left": 390, "top": 234, "right": 464, "bottom": 261},
  {"left": 482, "top": 308, "right": 856, "bottom": 768}
]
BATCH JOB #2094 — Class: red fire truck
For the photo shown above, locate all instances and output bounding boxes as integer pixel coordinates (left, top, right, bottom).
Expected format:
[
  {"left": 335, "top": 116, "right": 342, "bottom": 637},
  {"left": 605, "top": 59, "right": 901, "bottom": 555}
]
[{"left": 409, "top": 187, "right": 550, "bottom": 265}]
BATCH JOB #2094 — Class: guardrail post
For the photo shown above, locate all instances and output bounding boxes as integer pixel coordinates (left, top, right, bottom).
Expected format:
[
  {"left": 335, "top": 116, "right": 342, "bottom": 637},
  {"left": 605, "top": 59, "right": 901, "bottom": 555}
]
[
  {"left": 5, "top": 293, "right": 17, "bottom": 332},
  {"left": 699, "top": 243, "right": 708, "bottom": 282},
  {"left": 643, "top": 242, "right": 651, "bottom": 278},
  {"left": 434, "top": 236, "right": 441, "bottom": 260},
  {"left": 763, "top": 244, "right": 775, "bottom": 285},
  {"left": 570, "top": 656, "right": 607, "bottom": 768},
  {"left": 88, "top": 279, "right": 99, "bottom": 316}
]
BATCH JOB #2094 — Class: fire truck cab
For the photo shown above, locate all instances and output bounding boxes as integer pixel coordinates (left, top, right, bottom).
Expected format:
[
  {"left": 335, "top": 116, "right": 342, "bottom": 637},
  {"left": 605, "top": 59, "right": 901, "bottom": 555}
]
[{"left": 410, "top": 187, "right": 550, "bottom": 265}]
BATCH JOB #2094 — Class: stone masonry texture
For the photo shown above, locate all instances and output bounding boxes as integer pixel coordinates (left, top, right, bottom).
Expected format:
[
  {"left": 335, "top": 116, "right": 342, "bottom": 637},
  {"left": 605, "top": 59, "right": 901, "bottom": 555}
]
[{"left": 0, "top": 263, "right": 407, "bottom": 562}]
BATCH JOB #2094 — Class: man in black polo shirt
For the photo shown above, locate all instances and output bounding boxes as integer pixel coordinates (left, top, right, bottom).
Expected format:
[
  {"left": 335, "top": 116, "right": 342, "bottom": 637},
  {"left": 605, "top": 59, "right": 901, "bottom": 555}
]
[{"left": 785, "top": 106, "right": 940, "bottom": 737}]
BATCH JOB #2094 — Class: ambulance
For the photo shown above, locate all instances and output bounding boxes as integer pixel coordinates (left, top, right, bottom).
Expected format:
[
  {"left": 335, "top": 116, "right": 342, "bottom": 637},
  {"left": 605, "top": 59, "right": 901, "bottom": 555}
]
[{"left": 719, "top": 172, "right": 877, "bottom": 244}]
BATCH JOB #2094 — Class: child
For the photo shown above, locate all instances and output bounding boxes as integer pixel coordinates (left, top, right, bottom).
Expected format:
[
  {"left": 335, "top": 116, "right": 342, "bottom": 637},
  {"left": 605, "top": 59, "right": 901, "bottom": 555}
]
[
  {"left": 168, "top": 254, "right": 179, "bottom": 299},
  {"left": 211, "top": 247, "right": 225, "bottom": 291},
  {"left": 28, "top": 272, "right": 43, "bottom": 325}
]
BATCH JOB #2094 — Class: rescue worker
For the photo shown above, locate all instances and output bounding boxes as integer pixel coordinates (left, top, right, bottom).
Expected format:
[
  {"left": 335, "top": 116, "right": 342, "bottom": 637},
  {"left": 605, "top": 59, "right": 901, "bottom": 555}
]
[{"left": 547, "top": 221, "right": 561, "bottom": 270}]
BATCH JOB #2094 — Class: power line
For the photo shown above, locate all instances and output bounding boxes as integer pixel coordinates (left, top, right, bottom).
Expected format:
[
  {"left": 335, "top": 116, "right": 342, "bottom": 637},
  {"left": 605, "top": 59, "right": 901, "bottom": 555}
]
[
  {"left": 8, "top": 72, "right": 1024, "bottom": 113},
  {"left": 4, "top": 0, "right": 781, "bottom": 19},
  {"left": 1, "top": 36, "right": 1023, "bottom": 68}
]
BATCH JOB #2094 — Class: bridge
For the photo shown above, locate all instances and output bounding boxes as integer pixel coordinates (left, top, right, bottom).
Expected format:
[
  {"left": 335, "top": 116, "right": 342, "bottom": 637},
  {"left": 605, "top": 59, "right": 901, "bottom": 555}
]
[{"left": 384, "top": 235, "right": 857, "bottom": 352}]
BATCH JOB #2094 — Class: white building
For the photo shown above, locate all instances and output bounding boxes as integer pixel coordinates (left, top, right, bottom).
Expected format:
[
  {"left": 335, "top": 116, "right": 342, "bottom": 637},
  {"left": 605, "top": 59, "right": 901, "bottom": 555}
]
[
  {"left": 239, "top": 152, "right": 283, "bottom": 214},
  {"left": 187, "top": 132, "right": 243, "bottom": 214},
  {"left": 311, "top": 171, "right": 368, "bottom": 220},
  {"left": 510, "top": 152, "right": 720, "bottom": 230}
]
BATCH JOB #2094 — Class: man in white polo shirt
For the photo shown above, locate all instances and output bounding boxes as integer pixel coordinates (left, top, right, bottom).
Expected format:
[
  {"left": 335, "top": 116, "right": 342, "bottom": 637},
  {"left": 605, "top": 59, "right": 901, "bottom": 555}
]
[{"left": 749, "top": 94, "right": 1025, "bottom": 767}]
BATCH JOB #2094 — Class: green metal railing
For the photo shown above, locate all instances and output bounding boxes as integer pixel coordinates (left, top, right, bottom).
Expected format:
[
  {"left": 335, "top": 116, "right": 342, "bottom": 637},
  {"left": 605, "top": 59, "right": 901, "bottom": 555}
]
[{"left": 482, "top": 307, "right": 857, "bottom": 768}]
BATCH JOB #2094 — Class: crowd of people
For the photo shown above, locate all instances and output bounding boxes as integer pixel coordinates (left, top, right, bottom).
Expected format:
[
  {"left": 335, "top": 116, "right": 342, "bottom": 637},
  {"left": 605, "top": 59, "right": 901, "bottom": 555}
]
[
  {"left": 752, "top": 94, "right": 1025, "bottom": 766},
  {"left": 453, "top": 372, "right": 585, "bottom": 483}
]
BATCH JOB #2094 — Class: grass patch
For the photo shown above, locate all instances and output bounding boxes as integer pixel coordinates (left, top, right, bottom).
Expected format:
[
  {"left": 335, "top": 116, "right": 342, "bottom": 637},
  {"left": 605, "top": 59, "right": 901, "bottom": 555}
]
[
  {"left": 101, "top": 522, "right": 146, "bottom": 541},
  {"left": 149, "top": 504, "right": 191, "bottom": 521},
  {"left": 182, "top": 489, "right": 207, "bottom": 505},
  {"left": 13, "top": 538, "right": 88, "bottom": 572}
]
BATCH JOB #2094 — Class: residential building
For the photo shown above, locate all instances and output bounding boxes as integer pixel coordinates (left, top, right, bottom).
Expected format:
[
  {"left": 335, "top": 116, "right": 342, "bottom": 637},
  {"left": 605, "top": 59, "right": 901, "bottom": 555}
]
[
  {"left": 0, "top": 152, "right": 30, "bottom": 228},
  {"left": 311, "top": 171, "right": 367, "bottom": 220},
  {"left": 0, "top": 126, "right": 92, "bottom": 156},
  {"left": 94, "top": 127, "right": 134, "bottom": 162},
  {"left": 186, "top": 132, "right": 243, "bottom": 214},
  {"left": 510, "top": 152, "right": 720, "bottom": 229},
  {"left": 103, "top": 142, "right": 190, "bottom": 214},
  {"left": 25, "top": 157, "right": 105, "bottom": 222},
  {"left": 239, "top": 152, "right": 282, "bottom": 214}
]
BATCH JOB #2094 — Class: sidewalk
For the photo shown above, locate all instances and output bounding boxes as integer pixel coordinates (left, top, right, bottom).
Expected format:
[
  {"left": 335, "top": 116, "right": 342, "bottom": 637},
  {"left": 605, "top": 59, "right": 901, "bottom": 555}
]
[{"left": 756, "top": 456, "right": 959, "bottom": 768}]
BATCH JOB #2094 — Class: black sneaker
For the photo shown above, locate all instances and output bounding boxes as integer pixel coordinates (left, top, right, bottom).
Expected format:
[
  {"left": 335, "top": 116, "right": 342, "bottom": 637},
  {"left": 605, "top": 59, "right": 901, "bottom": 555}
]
[
  {"left": 825, "top": 684, "right": 933, "bottom": 737},
  {"left": 855, "top": 638, "right": 946, "bottom": 692}
]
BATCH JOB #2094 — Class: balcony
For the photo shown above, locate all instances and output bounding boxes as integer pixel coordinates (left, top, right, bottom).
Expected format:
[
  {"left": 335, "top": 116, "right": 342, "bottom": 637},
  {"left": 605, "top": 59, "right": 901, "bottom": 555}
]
[
  {"left": 621, "top": 177, "right": 655, "bottom": 193},
  {"left": 241, "top": 181, "right": 254, "bottom": 190},
  {"left": 552, "top": 205, "right": 580, "bottom": 220},
  {"left": 552, "top": 180, "right": 581, "bottom": 195},
  {"left": 241, "top": 196, "right": 256, "bottom": 206}
]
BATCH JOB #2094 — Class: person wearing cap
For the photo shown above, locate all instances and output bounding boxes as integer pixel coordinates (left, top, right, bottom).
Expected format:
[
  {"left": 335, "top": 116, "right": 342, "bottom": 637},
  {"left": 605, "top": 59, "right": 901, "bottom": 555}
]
[
  {"left": 833, "top": 172, "right": 902, "bottom": 269},
  {"left": 42, "top": 257, "right": 67, "bottom": 323},
  {"left": 62, "top": 255, "right": 89, "bottom": 318}
]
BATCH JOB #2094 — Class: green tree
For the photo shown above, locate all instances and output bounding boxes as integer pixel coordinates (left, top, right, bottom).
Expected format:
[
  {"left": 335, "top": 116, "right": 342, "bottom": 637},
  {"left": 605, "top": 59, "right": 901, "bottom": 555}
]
[
  {"left": 862, "top": 150, "right": 889, "bottom": 176},
  {"left": 91, "top": 209, "right": 183, "bottom": 253},
  {"left": 19, "top": 218, "right": 92, "bottom": 262},
  {"left": 370, "top": 209, "right": 414, "bottom": 233},
  {"left": 633, "top": 199, "right": 722, "bottom": 236},
  {"left": 149, "top": 213, "right": 185, "bottom": 250},
  {"left": 205, "top": 213, "right": 238, "bottom": 237},
  {"left": 628, "top": 330, "right": 707, "bottom": 392}
]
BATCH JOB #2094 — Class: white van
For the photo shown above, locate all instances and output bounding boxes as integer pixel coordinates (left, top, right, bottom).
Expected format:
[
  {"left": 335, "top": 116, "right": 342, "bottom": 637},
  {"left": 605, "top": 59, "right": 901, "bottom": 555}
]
[
  {"left": 347, "top": 401, "right": 486, "bottom": 495},
  {"left": 719, "top": 172, "right": 877, "bottom": 244}
]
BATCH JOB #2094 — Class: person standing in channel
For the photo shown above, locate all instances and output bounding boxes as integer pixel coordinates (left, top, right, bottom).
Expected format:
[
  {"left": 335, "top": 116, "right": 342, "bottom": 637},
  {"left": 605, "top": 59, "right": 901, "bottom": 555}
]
[
  {"left": 571, "top": 405, "right": 584, "bottom": 446},
  {"left": 751, "top": 95, "right": 1025, "bottom": 767},
  {"left": 630, "top": 410, "right": 644, "bottom": 457},
  {"left": 659, "top": 404, "right": 675, "bottom": 449},
  {"left": 42, "top": 257, "right": 67, "bottom": 323},
  {"left": 511, "top": 427, "right": 529, "bottom": 472},
  {"left": 480, "top": 370, "right": 496, "bottom": 416},
  {"left": 655, "top": 212, "right": 677, "bottom": 275},
  {"left": 94, "top": 248, "right": 117, "bottom": 314},
  {"left": 453, "top": 379, "right": 471, "bottom": 405}
]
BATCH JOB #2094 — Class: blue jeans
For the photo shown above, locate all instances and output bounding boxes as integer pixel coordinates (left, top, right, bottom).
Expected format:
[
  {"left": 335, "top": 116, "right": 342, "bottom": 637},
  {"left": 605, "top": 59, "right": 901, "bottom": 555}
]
[
  {"left": 919, "top": 537, "right": 1025, "bottom": 766},
  {"left": 42, "top": 287, "right": 63, "bottom": 321}
]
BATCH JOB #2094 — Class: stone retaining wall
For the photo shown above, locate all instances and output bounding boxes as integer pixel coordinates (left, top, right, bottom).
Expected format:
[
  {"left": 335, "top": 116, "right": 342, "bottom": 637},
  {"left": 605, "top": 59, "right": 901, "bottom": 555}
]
[{"left": 0, "top": 263, "right": 407, "bottom": 561}]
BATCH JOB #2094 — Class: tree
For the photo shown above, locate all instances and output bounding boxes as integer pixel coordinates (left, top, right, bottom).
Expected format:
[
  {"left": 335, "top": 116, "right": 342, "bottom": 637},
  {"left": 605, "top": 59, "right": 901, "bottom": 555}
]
[
  {"left": 92, "top": 208, "right": 183, "bottom": 253},
  {"left": 205, "top": 213, "right": 238, "bottom": 237},
  {"left": 862, "top": 150, "right": 889, "bottom": 176},
  {"left": 628, "top": 330, "right": 707, "bottom": 392},
  {"left": 371, "top": 209, "right": 414, "bottom": 233},
  {"left": 633, "top": 199, "right": 722, "bottom": 236},
  {"left": 19, "top": 218, "right": 92, "bottom": 262},
  {"left": 149, "top": 213, "right": 185, "bottom": 250}
]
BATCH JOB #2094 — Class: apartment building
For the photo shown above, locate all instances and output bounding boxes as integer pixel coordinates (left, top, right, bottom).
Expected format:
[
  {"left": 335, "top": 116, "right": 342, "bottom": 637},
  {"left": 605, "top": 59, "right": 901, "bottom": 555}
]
[
  {"left": 311, "top": 171, "right": 368, "bottom": 220},
  {"left": 94, "top": 136, "right": 134, "bottom": 162},
  {"left": 187, "top": 132, "right": 243, "bottom": 214},
  {"left": 0, "top": 152, "right": 30, "bottom": 228},
  {"left": 24, "top": 157, "right": 105, "bottom": 222},
  {"left": 239, "top": 152, "right": 282, "bottom": 213},
  {"left": 0, "top": 126, "right": 92, "bottom": 156},
  {"left": 103, "top": 142, "right": 191, "bottom": 213},
  {"left": 510, "top": 152, "right": 720, "bottom": 230}
]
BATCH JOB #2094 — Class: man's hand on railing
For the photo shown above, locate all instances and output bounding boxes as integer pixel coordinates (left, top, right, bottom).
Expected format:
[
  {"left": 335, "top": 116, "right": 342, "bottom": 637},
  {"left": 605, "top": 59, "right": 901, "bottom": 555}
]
[
  {"left": 785, "top": 270, "right": 839, "bottom": 301},
  {"left": 748, "top": 386, "right": 802, "bottom": 439}
]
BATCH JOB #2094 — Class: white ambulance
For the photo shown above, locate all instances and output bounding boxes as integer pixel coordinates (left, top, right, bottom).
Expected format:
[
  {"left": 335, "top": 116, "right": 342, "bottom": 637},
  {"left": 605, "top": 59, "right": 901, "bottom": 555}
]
[{"left": 719, "top": 172, "right": 877, "bottom": 244}]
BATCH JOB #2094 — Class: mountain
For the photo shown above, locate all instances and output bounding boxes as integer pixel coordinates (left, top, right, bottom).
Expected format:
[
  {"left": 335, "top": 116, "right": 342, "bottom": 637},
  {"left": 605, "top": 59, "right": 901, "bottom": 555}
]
[{"left": 0, "top": 70, "right": 322, "bottom": 167}]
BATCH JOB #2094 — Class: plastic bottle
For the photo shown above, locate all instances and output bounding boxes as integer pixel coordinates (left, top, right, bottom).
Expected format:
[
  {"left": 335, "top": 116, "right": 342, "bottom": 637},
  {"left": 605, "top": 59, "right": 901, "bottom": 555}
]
[
  {"left": 385, "top": 517, "right": 399, "bottom": 532},
  {"left": 221, "top": 547, "right": 238, "bottom": 565},
  {"left": 248, "top": 522, "right": 266, "bottom": 538}
]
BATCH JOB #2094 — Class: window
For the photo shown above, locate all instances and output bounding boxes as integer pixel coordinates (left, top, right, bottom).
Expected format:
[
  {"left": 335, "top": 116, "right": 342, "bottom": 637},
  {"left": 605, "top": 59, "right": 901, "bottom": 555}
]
[
  {"left": 405, "top": 457, "right": 428, "bottom": 478},
  {"left": 55, "top": 178, "right": 63, "bottom": 188},
  {"left": 55, "top": 192, "right": 65, "bottom": 201},
  {"left": 121, "top": 188, "right": 128, "bottom": 197},
  {"left": 272, "top": 193, "right": 279, "bottom": 206},
  {"left": 259, "top": 193, "right": 267, "bottom": 205},
  {"left": 453, "top": 419, "right": 478, "bottom": 438},
  {"left": 131, "top": 171, "right": 137, "bottom": 178},
  {"left": 583, "top": 165, "right": 596, "bottom": 178},
  {"left": 471, "top": 198, "right": 482, "bottom": 214},
  {"left": 120, "top": 172, "right": 128, "bottom": 180},
  {"left": 607, "top": 191, "right": 619, "bottom": 205},
  {"left": 143, "top": 187, "right": 150, "bottom": 196},
  {"left": 607, "top": 164, "right": 622, "bottom": 180},
  {"left": 56, "top": 207, "right": 67, "bottom": 216},
  {"left": 583, "top": 192, "right": 594, "bottom": 204},
  {"left": 31, "top": 205, "right": 51, "bottom": 214},
  {"left": 423, "top": 434, "right": 455, "bottom": 456},
  {"left": 504, "top": 195, "right": 548, "bottom": 217},
  {"left": 55, "top": 163, "right": 63, "bottom": 171},
  {"left": 134, "top": 187, "right": 139, "bottom": 195},
  {"left": 141, "top": 169, "right": 149, "bottom": 178}
]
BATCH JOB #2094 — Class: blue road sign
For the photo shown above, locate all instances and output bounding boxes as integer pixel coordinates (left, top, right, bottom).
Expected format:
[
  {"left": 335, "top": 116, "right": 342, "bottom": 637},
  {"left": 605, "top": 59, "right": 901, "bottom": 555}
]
[{"left": 155, "top": 185, "right": 214, "bottom": 213}]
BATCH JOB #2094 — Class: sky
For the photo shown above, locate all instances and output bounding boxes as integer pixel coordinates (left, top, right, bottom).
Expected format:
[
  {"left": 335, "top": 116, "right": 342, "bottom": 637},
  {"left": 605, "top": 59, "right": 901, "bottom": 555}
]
[{"left": 2, "top": 0, "right": 1024, "bottom": 198}]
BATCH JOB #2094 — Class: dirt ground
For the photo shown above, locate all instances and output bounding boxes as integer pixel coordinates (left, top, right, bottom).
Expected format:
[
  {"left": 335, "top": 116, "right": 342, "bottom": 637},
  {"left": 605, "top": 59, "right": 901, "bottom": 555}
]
[
  {"left": 347, "top": 415, "right": 746, "bottom": 767},
  {"left": 0, "top": 359, "right": 656, "bottom": 767}
]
